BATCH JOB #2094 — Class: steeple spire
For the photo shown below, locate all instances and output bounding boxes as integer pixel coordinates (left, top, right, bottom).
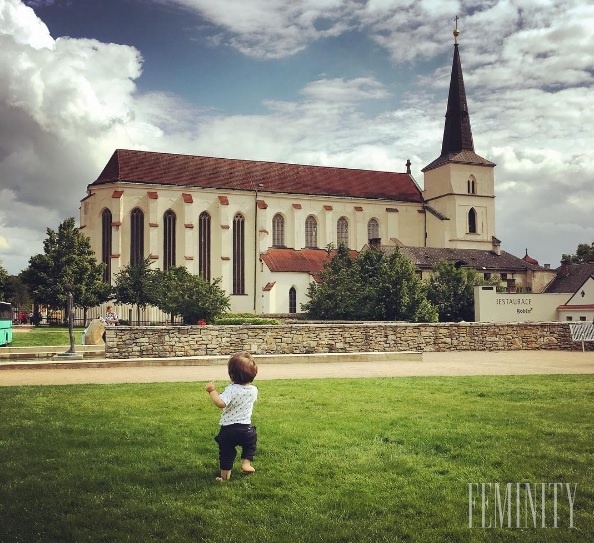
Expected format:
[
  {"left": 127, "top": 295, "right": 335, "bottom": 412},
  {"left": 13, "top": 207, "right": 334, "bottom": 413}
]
[
  {"left": 422, "top": 19, "right": 494, "bottom": 172},
  {"left": 440, "top": 21, "right": 474, "bottom": 155}
]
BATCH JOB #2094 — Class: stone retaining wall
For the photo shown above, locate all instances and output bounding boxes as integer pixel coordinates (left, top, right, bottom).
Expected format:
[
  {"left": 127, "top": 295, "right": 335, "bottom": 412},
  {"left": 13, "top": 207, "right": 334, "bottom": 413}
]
[{"left": 105, "top": 322, "right": 585, "bottom": 359}]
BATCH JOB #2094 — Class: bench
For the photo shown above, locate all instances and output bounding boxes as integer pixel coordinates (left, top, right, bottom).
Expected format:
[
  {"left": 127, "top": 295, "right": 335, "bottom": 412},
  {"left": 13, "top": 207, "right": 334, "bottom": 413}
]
[{"left": 568, "top": 323, "right": 594, "bottom": 352}]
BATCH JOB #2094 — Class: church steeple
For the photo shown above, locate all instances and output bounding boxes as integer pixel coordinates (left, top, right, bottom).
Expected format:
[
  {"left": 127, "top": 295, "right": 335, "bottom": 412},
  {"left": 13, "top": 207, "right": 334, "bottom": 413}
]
[
  {"left": 422, "top": 21, "right": 494, "bottom": 172},
  {"left": 440, "top": 23, "right": 474, "bottom": 155}
]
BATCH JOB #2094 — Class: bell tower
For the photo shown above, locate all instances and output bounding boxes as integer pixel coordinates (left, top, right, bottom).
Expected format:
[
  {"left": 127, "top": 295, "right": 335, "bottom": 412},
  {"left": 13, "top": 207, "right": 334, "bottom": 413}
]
[{"left": 422, "top": 20, "right": 497, "bottom": 250}]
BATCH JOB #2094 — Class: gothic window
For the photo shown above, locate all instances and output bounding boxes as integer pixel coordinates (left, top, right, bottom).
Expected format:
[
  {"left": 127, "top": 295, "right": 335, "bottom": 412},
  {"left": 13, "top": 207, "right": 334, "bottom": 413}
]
[
  {"left": 233, "top": 213, "right": 245, "bottom": 294},
  {"left": 101, "top": 209, "right": 112, "bottom": 283},
  {"left": 468, "top": 177, "right": 476, "bottom": 194},
  {"left": 199, "top": 211, "right": 211, "bottom": 281},
  {"left": 337, "top": 217, "right": 349, "bottom": 247},
  {"left": 468, "top": 207, "right": 477, "bottom": 234},
  {"left": 163, "top": 209, "right": 176, "bottom": 270},
  {"left": 272, "top": 213, "right": 285, "bottom": 247},
  {"left": 289, "top": 287, "right": 297, "bottom": 314},
  {"left": 367, "top": 218, "right": 379, "bottom": 241},
  {"left": 305, "top": 215, "right": 318, "bottom": 248},
  {"left": 130, "top": 207, "right": 144, "bottom": 267}
]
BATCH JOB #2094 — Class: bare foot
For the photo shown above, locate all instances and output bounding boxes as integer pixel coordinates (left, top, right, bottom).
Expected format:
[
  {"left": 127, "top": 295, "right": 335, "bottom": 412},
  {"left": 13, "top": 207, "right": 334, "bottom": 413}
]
[
  {"left": 241, "top": 460, "right": 256, "bottom": 474},
  {"left": 216, "top": 470, "right": 231, "bottom": 481}
]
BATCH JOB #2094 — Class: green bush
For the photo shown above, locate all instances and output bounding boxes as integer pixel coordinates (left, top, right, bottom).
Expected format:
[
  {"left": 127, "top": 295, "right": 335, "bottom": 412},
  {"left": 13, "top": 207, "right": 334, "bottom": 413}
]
[{"left": 212, "top": 317, "right": 279, "bottom": 325}]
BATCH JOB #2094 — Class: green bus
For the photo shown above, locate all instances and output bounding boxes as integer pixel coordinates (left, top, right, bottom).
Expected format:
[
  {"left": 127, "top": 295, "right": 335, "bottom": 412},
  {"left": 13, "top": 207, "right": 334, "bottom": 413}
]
[{"left": 0, "top": 301, "right": 13, "bottom": 346}]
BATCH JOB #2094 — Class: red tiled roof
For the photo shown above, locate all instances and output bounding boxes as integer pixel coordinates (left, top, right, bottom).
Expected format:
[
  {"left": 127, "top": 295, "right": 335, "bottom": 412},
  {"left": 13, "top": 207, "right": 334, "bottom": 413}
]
[
  {"left": 261, "top": 248, "right": 357, "bottom": 275},
  {"left": 261, "top": 248, "right": 331, "bottom": 274},
  {"left": 92, "top": 149, "right": 423, "bottom": 203}
]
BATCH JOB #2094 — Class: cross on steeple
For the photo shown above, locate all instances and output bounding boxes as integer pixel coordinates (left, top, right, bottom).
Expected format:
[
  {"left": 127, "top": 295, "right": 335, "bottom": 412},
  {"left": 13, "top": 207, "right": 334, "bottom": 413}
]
[{"left": 453, "top": 15, "right": 460, "bottom": 44}]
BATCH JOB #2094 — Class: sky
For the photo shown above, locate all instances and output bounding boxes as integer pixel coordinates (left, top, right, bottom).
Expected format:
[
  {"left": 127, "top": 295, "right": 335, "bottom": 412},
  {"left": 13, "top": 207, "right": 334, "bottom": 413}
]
[{"left": 0, "top": 0, "right": 593, "bottom": 275}]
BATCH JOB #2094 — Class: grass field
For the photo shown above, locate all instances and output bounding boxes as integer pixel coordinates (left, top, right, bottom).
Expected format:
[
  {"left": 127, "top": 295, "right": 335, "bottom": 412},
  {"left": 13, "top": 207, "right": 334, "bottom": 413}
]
[
  {"left": 1, "top": 375, "right": 592, "bottom": 542},
  {"left": 9, "top": 326, "right": 84, "bottom": 347}
]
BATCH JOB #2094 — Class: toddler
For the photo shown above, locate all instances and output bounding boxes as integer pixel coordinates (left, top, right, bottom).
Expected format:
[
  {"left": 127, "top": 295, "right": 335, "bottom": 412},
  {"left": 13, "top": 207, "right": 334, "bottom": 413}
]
[{"left": 205, "top": 351, "right": 258, "bottom": 481}]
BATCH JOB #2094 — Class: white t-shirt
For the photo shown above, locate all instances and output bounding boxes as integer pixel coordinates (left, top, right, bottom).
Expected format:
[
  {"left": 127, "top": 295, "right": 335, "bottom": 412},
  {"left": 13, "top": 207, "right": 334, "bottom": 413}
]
[{"left": 219, "top": 383, "right": 258, "bottom": 425}]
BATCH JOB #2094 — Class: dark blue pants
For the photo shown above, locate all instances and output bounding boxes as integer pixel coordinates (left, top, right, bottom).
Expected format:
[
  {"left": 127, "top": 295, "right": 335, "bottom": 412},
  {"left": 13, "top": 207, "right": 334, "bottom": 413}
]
[{"left": 215, "top": 424, "right": 257, "bottom": 470}]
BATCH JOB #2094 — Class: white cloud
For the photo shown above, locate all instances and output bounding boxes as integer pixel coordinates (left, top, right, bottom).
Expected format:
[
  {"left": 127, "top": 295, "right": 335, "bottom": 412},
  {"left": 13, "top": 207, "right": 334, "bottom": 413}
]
[
  {"left": 161, "top": 0, "right": 357, "bottom": 58},
  {"left": 1, "top": 0, "right": 594, "bottom": 275}
]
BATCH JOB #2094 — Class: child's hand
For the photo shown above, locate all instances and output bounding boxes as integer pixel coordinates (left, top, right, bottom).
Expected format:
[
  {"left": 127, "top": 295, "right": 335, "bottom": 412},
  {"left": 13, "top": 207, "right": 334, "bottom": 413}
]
[{"left": 205, "top": 381, "right": 216, "bottom": 393}]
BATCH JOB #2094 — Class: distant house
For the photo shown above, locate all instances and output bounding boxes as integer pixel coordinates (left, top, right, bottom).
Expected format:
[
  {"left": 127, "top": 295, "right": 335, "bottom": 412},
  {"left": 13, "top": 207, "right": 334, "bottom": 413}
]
[
  {"left": 79, "top": 30, "right": 553, "bottom": 316},
  {"left": 545, "top": 262, "right": 594, "bottom": 321}
]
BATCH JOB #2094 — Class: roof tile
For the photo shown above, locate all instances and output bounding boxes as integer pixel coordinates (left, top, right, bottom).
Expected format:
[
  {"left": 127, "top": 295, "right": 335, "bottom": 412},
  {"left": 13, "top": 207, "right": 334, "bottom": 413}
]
[{"left": 93, "top": 149, "right": 423, "bottom": 203}]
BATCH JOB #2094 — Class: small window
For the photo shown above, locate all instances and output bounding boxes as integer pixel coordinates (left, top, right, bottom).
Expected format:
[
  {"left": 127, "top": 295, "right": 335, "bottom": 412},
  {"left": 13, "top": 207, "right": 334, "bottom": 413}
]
[
  {"left": 484, "top": 273, "right": 491, "bottom": 280},
  {"left": 468, "top": 208, "right": 477, "bottom": 234},
  {"left": 289, "top": 287, "right": 297, "bottom": 314},
  {"left": 580, "top": 316, "right": 587, "bottom": 321},
  {"left": 272, "top": 214, "right": 285, "bottom": 247},
  {"left": 566, "top": 316, "right": 573, "bottom": 321},
  {"left": 337, "top": 217, "right": 348, "bottom": 247},
  {"left": 367, "top": 218, "right": 379, "bottom": 241},
  {"left": 500, "top": 273, "right": 507, "bottom": 280},
  {"left": 305, "top": 215, "right": 318, "bottom": 248}
]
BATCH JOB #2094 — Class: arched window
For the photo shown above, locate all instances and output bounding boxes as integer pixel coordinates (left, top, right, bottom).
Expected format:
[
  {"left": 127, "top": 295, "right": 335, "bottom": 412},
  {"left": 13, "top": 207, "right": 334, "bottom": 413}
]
[
  {"left": 337, "top": 217, "right": 349, "bottom": 247},
  {"left": 233, "top": 213, "right": 245, "bottom": 294},
  {"left": 101, "top": 209, "right": 112, "bottom": 283},
  {"left": 130, "top": 207, "right": 144, "bottom": 267},
  {"left": 289, "top": 287, "right": 297, "bottom": 314},
  {"left": 305, "top": 215, "right": 317, "bottom": 248},
  {"left": 468, "top": 208, "right": 477, "bottom": 234},
  {"left": 468, "top": 177, "right": 476, "bottom": 194},
  {"left": 367, "top": 218, "right": 379, "bottom": 241},
  {"left": 199, "top": 211, "right": 211, "bottom": 281},
  {"left": 272, "top": 213, "right": 285, "bottom": 247},
  {"left": 163, "top": 209, "right": 176, "bottom": 270}
]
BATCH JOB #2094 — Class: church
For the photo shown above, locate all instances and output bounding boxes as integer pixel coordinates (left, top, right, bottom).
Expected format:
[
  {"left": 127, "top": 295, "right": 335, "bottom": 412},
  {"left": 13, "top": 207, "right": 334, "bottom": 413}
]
[{"left": 79, "top": 28, "right": 555, "bottom": 316}]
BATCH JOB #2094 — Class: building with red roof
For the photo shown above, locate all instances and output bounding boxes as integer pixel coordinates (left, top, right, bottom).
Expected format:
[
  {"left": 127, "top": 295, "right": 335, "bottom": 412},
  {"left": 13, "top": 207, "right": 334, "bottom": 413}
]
[{"left": 79, "top": 29, "right": 558, "bottom": 317}]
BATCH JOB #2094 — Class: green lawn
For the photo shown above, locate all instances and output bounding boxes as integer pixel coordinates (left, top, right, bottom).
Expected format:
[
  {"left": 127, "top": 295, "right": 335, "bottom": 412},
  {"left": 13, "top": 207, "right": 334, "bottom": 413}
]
[
  {"left": 9, "top": 327, "right": 84, "bottom": 347},
  {"left": 1, "top": 375, "right": 592, "bottom": 542}
]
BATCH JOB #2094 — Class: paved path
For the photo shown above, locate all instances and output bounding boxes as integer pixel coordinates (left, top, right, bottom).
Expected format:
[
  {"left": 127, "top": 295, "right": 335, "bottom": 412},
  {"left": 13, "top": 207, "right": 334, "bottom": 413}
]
[{"left": 1, "top": 351, "right": 594, "bottom": 386}]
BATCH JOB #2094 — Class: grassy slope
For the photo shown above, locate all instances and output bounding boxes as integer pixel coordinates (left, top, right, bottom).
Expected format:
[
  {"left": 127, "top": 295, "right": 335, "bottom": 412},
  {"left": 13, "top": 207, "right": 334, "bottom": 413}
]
[{"left": 0, "top": 376, "right": 592, "bottom": 542}]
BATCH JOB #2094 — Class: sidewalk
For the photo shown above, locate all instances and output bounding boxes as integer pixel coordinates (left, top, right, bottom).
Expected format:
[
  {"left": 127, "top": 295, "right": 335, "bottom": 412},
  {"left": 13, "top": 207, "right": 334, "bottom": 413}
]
[{"left": 1, "top": 350, "right": 594, "bottom": 386}]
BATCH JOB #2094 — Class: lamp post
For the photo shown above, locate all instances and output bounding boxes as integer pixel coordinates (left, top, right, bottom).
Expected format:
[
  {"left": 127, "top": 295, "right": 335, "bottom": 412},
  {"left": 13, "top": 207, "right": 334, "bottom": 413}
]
[{"left": 64, "top": 284, "right": 75, "bottom": 354}]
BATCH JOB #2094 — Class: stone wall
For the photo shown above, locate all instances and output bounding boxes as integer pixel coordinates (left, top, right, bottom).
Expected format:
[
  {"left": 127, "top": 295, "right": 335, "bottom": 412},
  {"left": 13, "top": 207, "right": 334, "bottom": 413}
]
[{"left": 105, "top": 322, "right": 586, "bottom": 359}]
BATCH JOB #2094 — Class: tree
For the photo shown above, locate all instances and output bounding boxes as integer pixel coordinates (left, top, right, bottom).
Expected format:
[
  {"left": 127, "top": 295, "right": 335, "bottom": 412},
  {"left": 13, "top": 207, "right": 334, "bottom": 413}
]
[
  {"left": 303, "top": 246, "right": 438, "bottom": 322},
  {"left": 153, "top": 266, "right": 230, "bottom": 324},
  {"left": 4, "top": 275, "right": 32, "bottom": 309},
  {"left": 112, "top": 257, "right": 160, "bottom": 325},
  {"left": 425, "top": 260, "right": 496, "bottom": 322},
  {"left": 0, "top": 261, "right": 7, "bottom": 300},
  {"left": 562, "top": 242, "right": 594, "bottom": 264},
  {"left": 301, "top": 244, "right": 360, "bottom": 319},
  {"left": 20, "top": 218, "right": 110, "bottom": 325}
]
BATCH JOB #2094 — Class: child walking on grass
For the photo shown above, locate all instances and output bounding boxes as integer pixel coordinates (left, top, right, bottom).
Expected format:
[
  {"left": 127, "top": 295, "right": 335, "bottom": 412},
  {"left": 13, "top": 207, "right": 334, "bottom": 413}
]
[{"left": 205, "top": 351, "right": 258, "bottom": 481}]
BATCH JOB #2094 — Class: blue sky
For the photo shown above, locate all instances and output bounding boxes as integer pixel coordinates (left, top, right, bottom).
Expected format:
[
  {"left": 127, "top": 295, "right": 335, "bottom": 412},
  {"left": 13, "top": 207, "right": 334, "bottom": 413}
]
[{"left": 1, "top": 0, "right": 593, "bottom": 274}]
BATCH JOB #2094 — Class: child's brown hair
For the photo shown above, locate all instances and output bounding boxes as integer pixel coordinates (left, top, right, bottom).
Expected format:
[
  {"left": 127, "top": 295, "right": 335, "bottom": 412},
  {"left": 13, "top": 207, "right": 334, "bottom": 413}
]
[{"left": 228, "top": 351, "right": 258, "bottom": 384}]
